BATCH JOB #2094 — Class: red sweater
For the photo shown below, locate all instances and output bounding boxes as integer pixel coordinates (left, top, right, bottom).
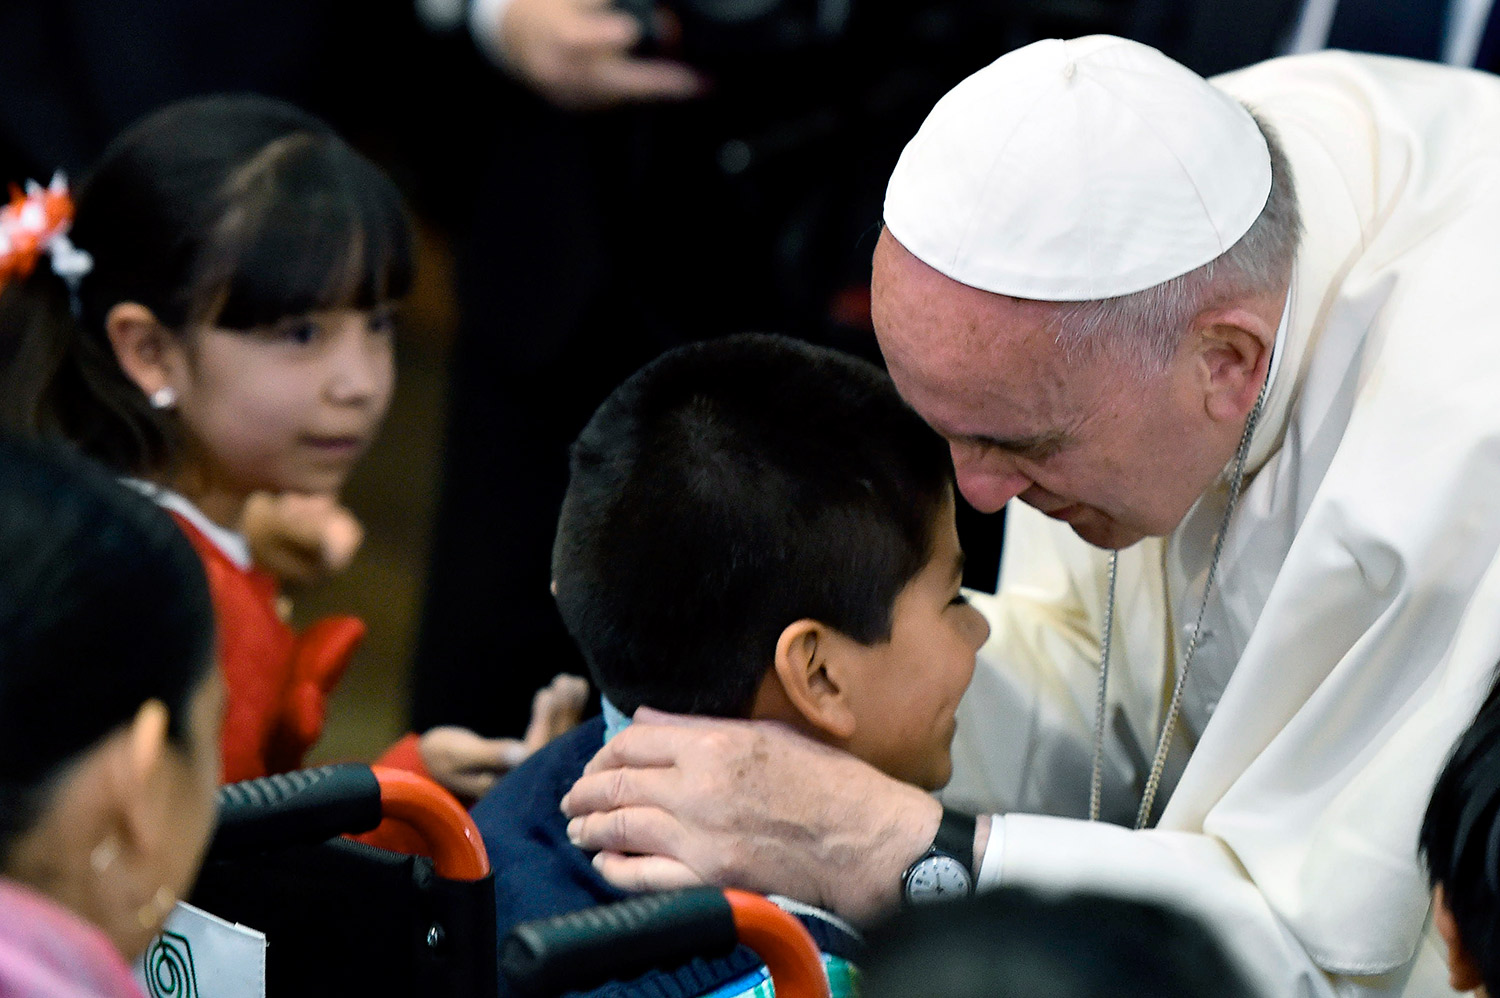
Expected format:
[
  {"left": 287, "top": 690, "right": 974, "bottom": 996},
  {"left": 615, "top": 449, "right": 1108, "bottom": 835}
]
[{"left": 168, "top": 512, "right": 428, "bottom": 789}]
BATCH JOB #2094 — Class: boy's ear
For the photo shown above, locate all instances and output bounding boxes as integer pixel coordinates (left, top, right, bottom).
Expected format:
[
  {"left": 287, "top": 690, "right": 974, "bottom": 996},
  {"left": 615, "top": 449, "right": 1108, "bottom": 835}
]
[
  {"left": 769, "top": 620, "right": 857, "bottom": 741},
  {"left": 106, "top": 302, "right": 180, "bottom": 399},
  {"left": 1434, "top": 884, "right": 1486, "bottom": 993}
]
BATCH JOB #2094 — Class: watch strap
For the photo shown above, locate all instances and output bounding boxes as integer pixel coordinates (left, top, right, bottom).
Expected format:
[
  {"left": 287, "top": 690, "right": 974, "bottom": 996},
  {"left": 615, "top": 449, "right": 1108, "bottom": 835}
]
[{"left": 932, "top": 807, "right": 977, "bottom": 878}]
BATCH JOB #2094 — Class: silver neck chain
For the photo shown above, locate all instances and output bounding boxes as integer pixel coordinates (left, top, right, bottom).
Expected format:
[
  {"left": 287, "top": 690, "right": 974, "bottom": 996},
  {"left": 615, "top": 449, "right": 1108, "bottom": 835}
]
[{"left": 1088, "top": 378, "right": 1269, "bottom": 829}]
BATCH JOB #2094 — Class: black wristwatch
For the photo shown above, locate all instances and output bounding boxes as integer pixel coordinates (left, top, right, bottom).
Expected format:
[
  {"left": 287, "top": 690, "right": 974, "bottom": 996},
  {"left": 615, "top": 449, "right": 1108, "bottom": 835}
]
[{"left": 901, "top": 808, "right": 977, "bottom": 906}]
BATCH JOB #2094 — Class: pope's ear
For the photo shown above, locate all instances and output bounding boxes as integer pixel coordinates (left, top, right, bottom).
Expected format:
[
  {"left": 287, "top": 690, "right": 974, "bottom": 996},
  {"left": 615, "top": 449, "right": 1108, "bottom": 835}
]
[
  {"left": 105, "top": 302, "right": 179, "bottom": 399},
  {"left": 772, "top": 620, "right": 857, "bottom": 741},
  {"left": 1434, "top": 884, "right": 1486, "bottom": 993},
  {"left": 1189, "top": 299, "right": 1275, "bottom": 424}
]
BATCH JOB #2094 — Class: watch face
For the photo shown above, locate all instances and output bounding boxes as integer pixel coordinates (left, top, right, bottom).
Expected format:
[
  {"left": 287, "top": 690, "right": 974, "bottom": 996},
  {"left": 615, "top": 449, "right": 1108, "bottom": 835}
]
[{"left": 904, "top": 854, "right": 973, "bottom": 904}]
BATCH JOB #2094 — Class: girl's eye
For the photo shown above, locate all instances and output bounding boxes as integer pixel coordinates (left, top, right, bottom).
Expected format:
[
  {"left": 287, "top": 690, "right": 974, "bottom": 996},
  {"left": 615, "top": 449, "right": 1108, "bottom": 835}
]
[
  {"left": 950, "top": 592, "right": 971, "bottom": 608},
  {"left": 267, "top": 318, "right": 318, "bottom": 345},
  {"left": 368, "top": 307, "right": 397, "bottom": 335}
]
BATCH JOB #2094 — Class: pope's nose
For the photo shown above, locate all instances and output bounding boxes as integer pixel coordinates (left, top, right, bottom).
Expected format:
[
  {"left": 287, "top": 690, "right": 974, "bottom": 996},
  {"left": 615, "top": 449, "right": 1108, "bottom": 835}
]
[{"left": 952, "top": 446, "right": 1030, "bottom": 514}]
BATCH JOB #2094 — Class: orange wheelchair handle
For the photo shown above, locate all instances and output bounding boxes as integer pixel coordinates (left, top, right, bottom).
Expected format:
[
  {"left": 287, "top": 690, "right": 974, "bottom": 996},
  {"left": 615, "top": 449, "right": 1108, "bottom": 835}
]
[
  {"left": 502, "top": 886, "right": 830, "bottom": 998},
  {"left": 370, "top": 766, "right": 491, "bottom": 881},
  {"left": 726, "top": 889, "right": 831, "bottom": 998}
]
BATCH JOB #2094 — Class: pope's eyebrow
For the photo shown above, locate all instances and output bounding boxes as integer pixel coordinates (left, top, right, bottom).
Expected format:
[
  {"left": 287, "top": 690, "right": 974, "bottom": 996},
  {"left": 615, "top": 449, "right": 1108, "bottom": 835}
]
[{"left": 968, "top": 430, "right": 1072, "bottom": 461}]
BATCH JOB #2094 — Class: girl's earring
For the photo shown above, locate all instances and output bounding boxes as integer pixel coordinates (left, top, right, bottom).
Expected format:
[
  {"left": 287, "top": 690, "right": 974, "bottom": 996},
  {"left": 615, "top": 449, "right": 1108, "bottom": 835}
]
[
  {"left": 135, "top": 885, "right": 177, "bottom": 930},
  {"left": 149, "top": 386, "right": 177, "bottom": 411},
  {"left": 90, "top": 835, "right": 121, "bottom": 874}
]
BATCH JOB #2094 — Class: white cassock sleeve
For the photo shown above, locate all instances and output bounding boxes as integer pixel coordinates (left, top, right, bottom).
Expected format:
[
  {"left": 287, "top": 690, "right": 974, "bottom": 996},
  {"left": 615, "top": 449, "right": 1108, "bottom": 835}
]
[{"left": 976, "top": 816, "right": 1453, "bottom": 997}]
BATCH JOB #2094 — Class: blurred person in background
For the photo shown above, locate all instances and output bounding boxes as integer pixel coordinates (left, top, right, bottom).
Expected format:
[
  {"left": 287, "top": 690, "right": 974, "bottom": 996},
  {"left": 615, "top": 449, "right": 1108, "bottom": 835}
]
[
  {"left": 0, "top": 0, "right": 397, "bottom": 181},
  {"left": 1135, "top": 0, "right": 1500, "bottom": 77},
  {"left": 0, "top": 438, "right": 221, "bottom": 998},
  {"left": 1421, "top": 672, "right": 1500, "bottom": 997},
  {"left": 860, "top": 887, "right": 1258, "bottom": 998}
]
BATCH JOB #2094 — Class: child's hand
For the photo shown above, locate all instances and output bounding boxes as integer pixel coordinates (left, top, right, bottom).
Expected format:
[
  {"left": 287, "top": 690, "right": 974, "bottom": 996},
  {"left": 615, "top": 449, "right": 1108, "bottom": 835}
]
[
  {"left": 524, "top": 673, "right": 592, "bottom": 746},
  {"left": 419, "top": 674, "right": 591, "bottom": 801},
  {"left": 242, "top": 492, "right": 364, "bottom": 585}
]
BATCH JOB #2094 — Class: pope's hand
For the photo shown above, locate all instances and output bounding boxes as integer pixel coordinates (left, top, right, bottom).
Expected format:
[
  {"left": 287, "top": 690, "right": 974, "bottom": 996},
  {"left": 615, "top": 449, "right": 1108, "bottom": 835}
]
[
  {"left": 421, "top": 674, "right": 590, "bottom": 800},
  {"left": 560, "top": 707, "right": 943, "bottom": 924},
  {"left": 494, "top": 0, "right": 706, "bottom": 110},
  {"left": 241, "top": 492, "right": 363, "bottom": 585}
]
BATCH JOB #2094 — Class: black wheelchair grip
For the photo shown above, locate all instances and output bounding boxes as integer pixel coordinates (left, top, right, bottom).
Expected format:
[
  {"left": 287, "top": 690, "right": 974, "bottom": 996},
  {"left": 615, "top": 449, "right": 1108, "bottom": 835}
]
[
  {"left": 208, "top": 764, "right": 384, "bottom": 859},
  {"left": 501, "top": 886, "right": 738, "bottom": 995}
]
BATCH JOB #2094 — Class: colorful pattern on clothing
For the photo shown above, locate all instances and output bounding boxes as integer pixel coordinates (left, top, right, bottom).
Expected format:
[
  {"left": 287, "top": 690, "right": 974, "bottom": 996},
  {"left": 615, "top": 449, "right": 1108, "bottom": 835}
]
[{"left": 699, "top": 953, "right": 858, "bottom": 998}]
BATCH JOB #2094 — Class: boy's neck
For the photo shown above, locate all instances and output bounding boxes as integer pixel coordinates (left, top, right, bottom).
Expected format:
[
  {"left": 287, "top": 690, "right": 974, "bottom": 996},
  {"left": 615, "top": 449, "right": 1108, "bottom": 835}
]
[{"left": 600, "top": 690, "right": 832, "bottom": 754}]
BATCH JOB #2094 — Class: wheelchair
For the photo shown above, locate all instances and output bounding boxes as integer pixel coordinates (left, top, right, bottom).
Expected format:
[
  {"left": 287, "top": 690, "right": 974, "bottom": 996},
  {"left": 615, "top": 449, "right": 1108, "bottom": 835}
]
[{"left": 189, "top": 765, "right": 830, "bottom": 998}]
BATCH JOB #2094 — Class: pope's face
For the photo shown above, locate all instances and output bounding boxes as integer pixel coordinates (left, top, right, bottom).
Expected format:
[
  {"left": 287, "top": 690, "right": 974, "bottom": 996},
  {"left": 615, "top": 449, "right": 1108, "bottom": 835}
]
[{"left": 871, "top": 230, "right": 1229, "bottom": 550}]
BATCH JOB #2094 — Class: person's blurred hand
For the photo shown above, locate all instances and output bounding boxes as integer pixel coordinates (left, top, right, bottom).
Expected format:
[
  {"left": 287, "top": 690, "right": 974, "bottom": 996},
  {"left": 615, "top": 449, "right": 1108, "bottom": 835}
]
[
  {"left": 492, "top": 0, "right": 706, "bottom": 110},
  {"left": 242, "top": 492, "right": 364, "bottom": 586},
  {"left": 420, "top": 673, "right": 591, "bottom": 800}
]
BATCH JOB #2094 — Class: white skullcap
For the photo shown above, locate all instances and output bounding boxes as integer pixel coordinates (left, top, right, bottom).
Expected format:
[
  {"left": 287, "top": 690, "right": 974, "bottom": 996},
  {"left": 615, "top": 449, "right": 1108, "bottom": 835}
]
[{"left": 883, "top": 35, "right": 1272, "bottom": 301}]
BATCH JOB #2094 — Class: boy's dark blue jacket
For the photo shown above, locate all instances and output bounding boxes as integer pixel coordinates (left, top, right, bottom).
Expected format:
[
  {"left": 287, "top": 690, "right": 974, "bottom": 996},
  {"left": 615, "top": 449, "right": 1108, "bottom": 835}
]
[{"left": 474, "top": 716, "right": 862, "bottom": 998}]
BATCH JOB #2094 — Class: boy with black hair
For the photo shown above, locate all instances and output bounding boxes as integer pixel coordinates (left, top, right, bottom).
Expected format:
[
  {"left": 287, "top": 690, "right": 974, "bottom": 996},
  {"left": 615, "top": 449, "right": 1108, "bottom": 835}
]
[
  {"left": 1421, "top": 676, "right": 1500, "bottom": 996},
  {"left": 861, "top": 886, "right": 1258, "bottom": 998},
  {"left": 474, "top": 333, "right": 989, "bottom": 997}
]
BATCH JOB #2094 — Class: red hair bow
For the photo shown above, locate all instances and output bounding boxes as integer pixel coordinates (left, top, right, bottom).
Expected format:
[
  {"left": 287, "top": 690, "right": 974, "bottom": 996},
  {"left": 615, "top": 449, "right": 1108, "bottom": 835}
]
[{"left": 0, "top": 174, "right": 80, "bottom": 295}]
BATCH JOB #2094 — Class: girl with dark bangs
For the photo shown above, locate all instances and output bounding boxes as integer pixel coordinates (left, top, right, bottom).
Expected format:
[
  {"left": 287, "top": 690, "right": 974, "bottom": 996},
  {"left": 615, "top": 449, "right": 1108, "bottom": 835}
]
[{"left": 0, "top": 94, "right": 585, "bottom": 812}]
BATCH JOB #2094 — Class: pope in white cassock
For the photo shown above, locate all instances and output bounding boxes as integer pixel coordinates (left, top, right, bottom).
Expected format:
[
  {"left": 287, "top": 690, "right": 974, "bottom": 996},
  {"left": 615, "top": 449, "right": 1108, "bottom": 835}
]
[{"left": 561, "top": 35, "right": 1500, "bottom": 997}]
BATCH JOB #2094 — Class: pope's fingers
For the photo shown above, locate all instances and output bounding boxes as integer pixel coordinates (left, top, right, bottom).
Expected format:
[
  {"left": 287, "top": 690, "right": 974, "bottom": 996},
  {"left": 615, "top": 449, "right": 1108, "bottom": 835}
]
[
  {"left": 561, "top": 757, "right": 683, "bottom": 818},
  {"left": 577, "top": 720, "right": 715, "bottom": 777},
  {"left": 631, "top": 705, "right": 729, "bottom": 728},
  {"left": 565, "top": 803, "right": 685, "bottom": 859},
  {"left": 590, "top": 851, "right": 704, "bottom": 894}
]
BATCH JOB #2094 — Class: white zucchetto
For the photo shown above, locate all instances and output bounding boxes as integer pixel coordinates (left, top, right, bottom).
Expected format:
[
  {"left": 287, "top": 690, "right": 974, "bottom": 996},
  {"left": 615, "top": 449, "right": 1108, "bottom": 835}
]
[{"left": 883, "top": 35, "right": 1272, "bottom": 301}]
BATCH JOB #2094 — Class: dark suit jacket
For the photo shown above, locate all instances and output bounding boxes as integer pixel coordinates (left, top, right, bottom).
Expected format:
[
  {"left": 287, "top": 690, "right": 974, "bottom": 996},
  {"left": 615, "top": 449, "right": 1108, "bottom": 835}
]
[
  {"left": 1132, "top": 0, "right": 1500, "bottom": 76},
  {"left": 0, "top": 0, "right": 387, "bottom": 180}
]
